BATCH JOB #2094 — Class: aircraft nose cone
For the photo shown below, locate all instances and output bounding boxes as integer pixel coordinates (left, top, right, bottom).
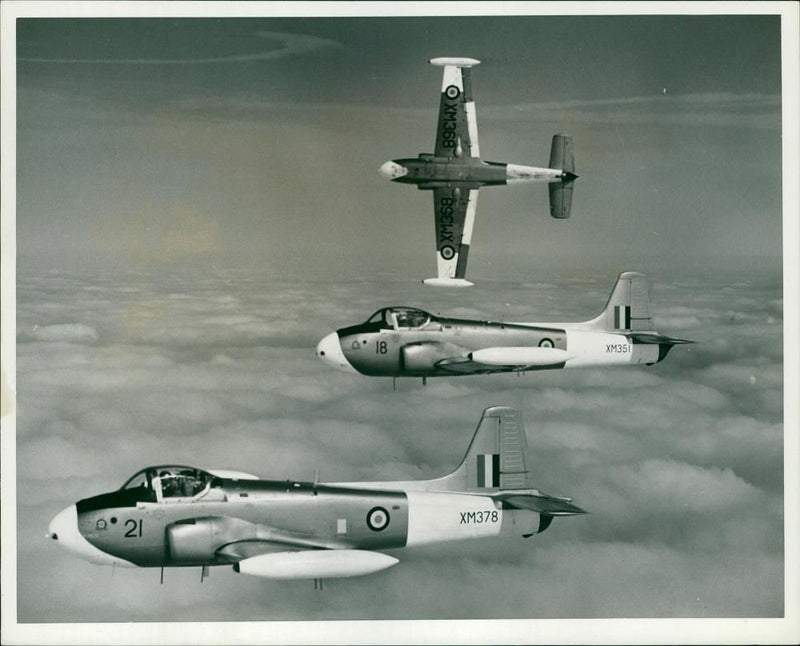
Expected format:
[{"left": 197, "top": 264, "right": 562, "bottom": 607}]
[
  {"left": 379, "top": 161, "right": 408, "bottom": 180},
  {"left": 316, "top": 332, "right": 358, "bottom": 374},
  {"left": 48, "top": 505, "right": 77, "bottom": 545},
  {"left": 48, "top": 505, "right": 134, "bottom": 567}
]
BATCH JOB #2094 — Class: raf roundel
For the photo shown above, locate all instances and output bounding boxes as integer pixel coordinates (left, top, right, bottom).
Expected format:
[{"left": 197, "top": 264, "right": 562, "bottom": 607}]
[
  {"left": 367, "top": 506, "right": 390, "bottom": 532},
  {"left": 445, "top": 84, "right": 461, "bottom": 99},
  {"left": 440, "top": 245, "right": 456, "bottom": 261}
]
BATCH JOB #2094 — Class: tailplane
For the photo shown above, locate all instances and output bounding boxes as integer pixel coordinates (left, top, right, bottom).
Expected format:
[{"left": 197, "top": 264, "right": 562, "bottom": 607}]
[
  {"left": 548, "top": 134, "right": 577, "bottom": 219},
  {"left": 428, "top": 406, "right": 586, "bottom": 521}
]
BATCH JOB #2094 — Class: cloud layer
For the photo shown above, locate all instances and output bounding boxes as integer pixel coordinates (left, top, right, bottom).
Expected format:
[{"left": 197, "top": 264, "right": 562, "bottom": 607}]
[{"left": 15, "top": 265, "right": 784, "bottom": 622}]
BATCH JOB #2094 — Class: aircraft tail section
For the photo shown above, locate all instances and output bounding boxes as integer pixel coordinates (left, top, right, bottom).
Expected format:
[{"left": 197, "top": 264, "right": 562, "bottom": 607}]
[
  {"left": 548, "top": 134, "right": 577, "bottom": 219},
  {"left": 433, "top": 406, "right": 535, "bottom": 492},
  {"left": 586, "top": 271, "right": 654, "bottom": 332}
]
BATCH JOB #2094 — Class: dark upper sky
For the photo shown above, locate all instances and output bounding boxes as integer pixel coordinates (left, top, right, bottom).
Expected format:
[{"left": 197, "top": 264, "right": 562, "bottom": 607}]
[{"left": 15, "top": 14, "right": 784, "bottom": 279}]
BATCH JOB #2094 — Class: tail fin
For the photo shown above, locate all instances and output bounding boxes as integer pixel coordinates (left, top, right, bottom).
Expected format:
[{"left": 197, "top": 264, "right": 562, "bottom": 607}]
[
  {"left": 548, "top": 134, "right": 577, "bottom": 219},
  {"left": 433, "top": 406, "right": 534, "bottom": 493},
  {"left": 585, "top": 271, "right": 654, "bottom": 332}
]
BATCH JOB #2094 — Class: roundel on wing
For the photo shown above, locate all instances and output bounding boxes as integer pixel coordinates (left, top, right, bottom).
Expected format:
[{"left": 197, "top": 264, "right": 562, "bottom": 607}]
[
  {"left": 445, "top": 84, "right": 461, "bottom": 99},
  {"left": 367, "top": 506, "right": 390, "bottom": 532},
  {"left": 440, "top": 245, "right": 456, "bottom": 261}
]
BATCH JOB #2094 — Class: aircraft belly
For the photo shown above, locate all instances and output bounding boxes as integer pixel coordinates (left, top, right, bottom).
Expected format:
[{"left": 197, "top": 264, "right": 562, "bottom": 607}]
[
  {"left": 566, "top": 330, "right": 638, "bottom": 367},
  {"left": 404, "top": 491, "right": 501, "bottom": 547},
  {"left": 499, "top": 508, "right": 540, "bottom": 537}
]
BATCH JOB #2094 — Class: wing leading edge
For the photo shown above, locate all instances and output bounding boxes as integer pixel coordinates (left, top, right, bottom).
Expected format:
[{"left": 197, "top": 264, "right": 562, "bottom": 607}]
[
  {"left": 431, "top": 57, "right": 480, "bottom": 159},
  {"left": 424, "top": 187, "right": 479, "bottom": 287}
]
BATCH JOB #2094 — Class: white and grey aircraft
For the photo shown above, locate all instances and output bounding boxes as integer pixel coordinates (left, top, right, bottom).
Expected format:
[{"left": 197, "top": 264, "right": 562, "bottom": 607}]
[
  {"left": 379, "top": 57, "right": 578, "bottom": 287},
  {"left": 48, "top": 407, "right": 585, "bottom": 582},
  {"left": 317, "top": 272, "right": 693, "bottom": 380}
]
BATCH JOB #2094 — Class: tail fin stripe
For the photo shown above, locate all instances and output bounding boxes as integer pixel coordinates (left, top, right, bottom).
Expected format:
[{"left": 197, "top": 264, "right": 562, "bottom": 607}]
[
  {"left": 476, "top": 453, "right": 500, "bottom": 488},
  {"left": 613, "top": 305, "right": 632, "bottom": 330}
]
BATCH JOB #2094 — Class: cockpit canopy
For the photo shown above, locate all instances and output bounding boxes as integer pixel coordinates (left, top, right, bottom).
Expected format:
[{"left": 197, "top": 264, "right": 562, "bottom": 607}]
[
  {"left": 366, "top": 307, "right": 432, "bottom": 330},
  {"left": 121, "top": 465, "right": 213, "bottom": 501}
]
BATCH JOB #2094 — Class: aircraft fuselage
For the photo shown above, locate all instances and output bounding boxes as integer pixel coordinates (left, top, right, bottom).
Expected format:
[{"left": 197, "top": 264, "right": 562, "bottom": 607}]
[
  {"left": 54, "top": 474, "right": 542, "bottom": 569},
  {"left": 381, "top": 155, "right": 565, "bottom": 189},
  {"left": 323, "top": 314, "right": 664, "bottom": 378}
]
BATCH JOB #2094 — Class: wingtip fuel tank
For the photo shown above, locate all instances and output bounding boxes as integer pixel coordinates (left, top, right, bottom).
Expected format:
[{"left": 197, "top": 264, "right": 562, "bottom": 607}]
[
  {"left": 429, "top": 57, "right": 481, "bottom": 67},
  {"left": 233, "top": 550, "right": 399, "bottom": 579}
]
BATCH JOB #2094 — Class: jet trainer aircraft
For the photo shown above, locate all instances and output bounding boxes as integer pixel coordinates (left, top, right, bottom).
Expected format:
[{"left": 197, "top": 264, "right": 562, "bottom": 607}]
[
  {"left": 379, "top": 57, "right": 578, "bottom": 287},
  {"left": 316, "top": 272, "right": 693, "bottom": 380},
  {"left": 48, "top": 407, "right": 584, "bottom": 582}
]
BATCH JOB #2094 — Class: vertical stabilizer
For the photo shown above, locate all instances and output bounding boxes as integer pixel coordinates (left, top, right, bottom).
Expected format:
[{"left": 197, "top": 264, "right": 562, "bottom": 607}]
[
  {"left": 585, "top": 272, "right": 654, "bottom": 331},
  {"left": 430, "top": 406, "right": 534, "bottom": 492}
]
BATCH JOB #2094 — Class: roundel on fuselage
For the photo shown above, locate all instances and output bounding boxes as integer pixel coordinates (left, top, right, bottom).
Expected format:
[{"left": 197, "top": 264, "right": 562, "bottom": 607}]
[{"left": 367, "top": 506, "right": 390, "bottom": 532}]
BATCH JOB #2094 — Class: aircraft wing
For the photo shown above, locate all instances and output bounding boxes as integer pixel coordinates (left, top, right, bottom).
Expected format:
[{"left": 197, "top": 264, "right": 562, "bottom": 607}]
[
  {"left": 431, "top": 57, "right": 480, "bottom": 159},
  {"left": 170, "top": 515, "right": 343, "bottom": 564},
  {"left": 173, "top": 515, "right": 398, "bottom": 578},
  {"left": 426, "top": 186, "right": 479, "bottom": 287},
  {"left": 435, "top": 356, "right": 504, "bottom": 374}
]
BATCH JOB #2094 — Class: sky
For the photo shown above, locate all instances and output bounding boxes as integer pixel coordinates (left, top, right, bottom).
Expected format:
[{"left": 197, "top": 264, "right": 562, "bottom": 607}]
[
  {"left": 2, "top": 3, "right": 799, "bottom": 645},
  {"left": 12, "top": 11, "right": 785, "bottom": 275}
]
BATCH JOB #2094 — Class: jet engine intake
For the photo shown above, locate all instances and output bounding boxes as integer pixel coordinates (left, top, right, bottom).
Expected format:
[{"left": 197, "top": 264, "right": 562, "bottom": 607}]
[
  {"left": 167, "top": 516, "right": 256, "bottom": 564},
  {"left": 402, "top": 341, "right": 468, "bottom": 372}
]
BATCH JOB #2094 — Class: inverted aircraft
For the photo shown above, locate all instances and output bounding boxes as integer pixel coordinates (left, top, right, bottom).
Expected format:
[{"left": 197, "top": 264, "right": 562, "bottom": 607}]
[
  {"left": 316, "top": 272, "right": 693, "bottom": 380},
  {"left": 379, "top": 57, "right": 578, "bottom": 287},
  {"left": 48, "top": 407, "right": 584, "bottom": 582}
]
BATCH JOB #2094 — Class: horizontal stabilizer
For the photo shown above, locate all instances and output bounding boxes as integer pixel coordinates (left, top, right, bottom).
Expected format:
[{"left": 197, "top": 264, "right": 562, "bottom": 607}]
[
  {"left": 548, "top": 181, "right": 575, "bottom": 219},
  {"left": 548, "top": 134, "right": 576, "bottom": 219},
  {"left": 549, "top": 133, "right": 575, "bottom": 175},
  {"left": 233, "top": 550, "right": 398, "bottom": 579},
  {"left": 627, "top": 332, "right": 695, "bottom": 346},
  {"left": 469, "top": 346, "right": 573, "bottom": 367},
  {"left": 498, "top": 493, "right": 587, "bottom": 516},
  {"left": 423, "top": 277, "right": 474, "bottom": 288}
]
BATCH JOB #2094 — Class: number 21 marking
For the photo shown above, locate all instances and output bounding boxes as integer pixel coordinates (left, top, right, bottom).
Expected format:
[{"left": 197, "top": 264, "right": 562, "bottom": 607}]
[{"left": 124, "top": 519, "right": 143, "bottom": 537}]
